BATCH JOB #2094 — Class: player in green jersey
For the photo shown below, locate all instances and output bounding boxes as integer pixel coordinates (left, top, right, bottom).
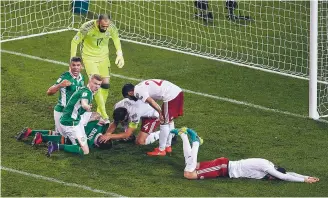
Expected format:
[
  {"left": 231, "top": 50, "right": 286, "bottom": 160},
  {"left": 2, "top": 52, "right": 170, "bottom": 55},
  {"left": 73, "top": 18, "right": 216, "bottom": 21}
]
[
  {"left": 71, "top": 14, "right": 124, "bottom": 120},
  {"left": 59, "top": 74, "right": 103, "bottom": 155},
  {"left": 16, "top": 57, "right": 85, "bottom": 142}
]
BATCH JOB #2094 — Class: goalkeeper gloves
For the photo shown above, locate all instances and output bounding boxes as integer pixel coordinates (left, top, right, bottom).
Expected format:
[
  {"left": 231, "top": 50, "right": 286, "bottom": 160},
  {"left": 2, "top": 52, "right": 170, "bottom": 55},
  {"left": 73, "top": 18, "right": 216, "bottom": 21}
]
[{"left": 115, "top": 50, "right": 124, "bottom": 68}]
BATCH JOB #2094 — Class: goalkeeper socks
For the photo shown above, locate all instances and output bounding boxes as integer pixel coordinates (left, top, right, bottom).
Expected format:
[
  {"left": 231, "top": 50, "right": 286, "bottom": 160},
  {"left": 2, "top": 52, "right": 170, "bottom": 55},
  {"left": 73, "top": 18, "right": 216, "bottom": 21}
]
[
  {"left": 100, "top": 87, "right": 109, "bottom": 109},
  {"left": 159, "top": 124, "right": 170, "bottom": 151},
  {"left": 95, "top": 90, "right": 108, "bottom": 119},
  {"left": 145, "top": 131, "right": 160, "bottom": 145},
  {"left": 41, "top": 135, "right": 62, "bottom": 143},
  {"left": 31, "top": 130, "right": 53, "bottom": 136},
  {"left": 60, "top": 144, "right": 84, "bottom": 155}
]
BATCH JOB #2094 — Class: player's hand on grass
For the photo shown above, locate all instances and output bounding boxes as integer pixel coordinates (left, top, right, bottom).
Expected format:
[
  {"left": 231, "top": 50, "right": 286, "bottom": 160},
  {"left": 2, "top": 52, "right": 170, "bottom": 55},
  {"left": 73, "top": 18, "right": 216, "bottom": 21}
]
[
  {"left": 305, "top": 177, "right": 319, "bottom": 183},
  {"left": 60, "top": 80, "right": 71, "bottom": 87},
  {"left": 99, "top": 134, "right": 111, "bottom": 143},
  {"left": 115, "top": 51, "right": 124, "bottom": 68}
]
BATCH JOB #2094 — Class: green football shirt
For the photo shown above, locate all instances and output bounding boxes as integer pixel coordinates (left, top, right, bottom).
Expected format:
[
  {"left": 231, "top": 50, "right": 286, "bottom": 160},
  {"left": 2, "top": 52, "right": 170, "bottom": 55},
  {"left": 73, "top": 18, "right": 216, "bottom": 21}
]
[
  {"left": 60, "top": 87, "right": 93, "bottom": 126},
  {"left": 54, "top": 72, "right": 84, "bottom": 112}
]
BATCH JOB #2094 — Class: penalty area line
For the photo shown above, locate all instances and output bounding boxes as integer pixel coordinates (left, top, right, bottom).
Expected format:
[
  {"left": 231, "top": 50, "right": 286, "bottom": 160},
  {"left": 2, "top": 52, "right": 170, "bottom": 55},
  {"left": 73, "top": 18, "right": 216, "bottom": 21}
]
[
  {"left": 1, "top": 49, "right": 327, "bottom": 124},
  {"left": 1, "top": 166, "right": 125, "bottom": 197}
]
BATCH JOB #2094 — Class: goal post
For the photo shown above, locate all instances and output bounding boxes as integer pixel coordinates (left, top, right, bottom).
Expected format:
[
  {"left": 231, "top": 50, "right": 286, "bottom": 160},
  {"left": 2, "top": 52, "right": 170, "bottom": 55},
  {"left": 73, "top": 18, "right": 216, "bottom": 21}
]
[{"left": 1, "top": 0, "right": 327, "bottom": 119}]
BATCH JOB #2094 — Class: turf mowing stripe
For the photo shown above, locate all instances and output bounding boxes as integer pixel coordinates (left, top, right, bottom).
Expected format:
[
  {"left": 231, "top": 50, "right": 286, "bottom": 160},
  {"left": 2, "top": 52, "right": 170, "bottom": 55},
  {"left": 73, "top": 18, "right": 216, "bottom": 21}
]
[
  {"left": 1, "top": 49, "right": 328, "bottom": 124},
  {"left": 1, "top": 166, "right": 126, "bottom": 197}
]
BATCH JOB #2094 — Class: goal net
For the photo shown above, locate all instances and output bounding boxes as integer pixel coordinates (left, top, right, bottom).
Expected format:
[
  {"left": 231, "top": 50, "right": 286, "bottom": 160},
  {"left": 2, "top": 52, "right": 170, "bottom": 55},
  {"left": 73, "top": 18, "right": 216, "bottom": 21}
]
[{"left": 1, "top": 0, "right": 327, "bottom": 118}]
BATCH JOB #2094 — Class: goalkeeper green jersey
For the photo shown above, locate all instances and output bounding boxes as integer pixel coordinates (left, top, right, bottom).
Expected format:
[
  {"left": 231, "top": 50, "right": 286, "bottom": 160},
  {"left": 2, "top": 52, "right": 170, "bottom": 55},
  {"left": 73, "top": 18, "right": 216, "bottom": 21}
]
[
  {"left": 60, "top": 87, "right": 93, "bottom": 126},
  {"left": 54, "top": 72, "right": 85, "bottom": 112},
  {"left": 71, "top": 20, "right": 122, "bottom": 60}
]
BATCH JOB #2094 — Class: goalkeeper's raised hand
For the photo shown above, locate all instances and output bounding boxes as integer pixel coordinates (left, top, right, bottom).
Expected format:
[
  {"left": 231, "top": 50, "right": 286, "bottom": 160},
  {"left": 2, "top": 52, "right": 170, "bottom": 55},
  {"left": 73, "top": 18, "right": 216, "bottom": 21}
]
[{"left": 115, "top": 50, "right": 125, "bottom": 68}]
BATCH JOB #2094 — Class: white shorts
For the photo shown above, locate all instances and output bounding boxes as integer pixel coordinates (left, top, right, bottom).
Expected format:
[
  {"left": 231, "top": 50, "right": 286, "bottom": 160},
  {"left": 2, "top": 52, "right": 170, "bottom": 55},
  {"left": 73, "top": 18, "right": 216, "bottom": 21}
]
[
  {"left": 54, "top": 110, "right": 63, "bottom": 135},
  {"left": 59, "top": 112, "right": 92, "bottom": 146}
]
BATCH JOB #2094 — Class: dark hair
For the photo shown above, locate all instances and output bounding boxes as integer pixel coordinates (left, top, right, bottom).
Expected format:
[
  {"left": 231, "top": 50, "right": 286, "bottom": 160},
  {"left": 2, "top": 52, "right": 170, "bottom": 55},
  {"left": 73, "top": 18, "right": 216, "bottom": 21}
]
[
  {"left": 90, "top": 74, "right": 103, "bottom": 82},
  {"left": 70, "top": 56, "right": 82, "bottom": 63},
  {"left": 113, "top": 107, "right": 128, "bottom": 123},
  {"left": 97, "top": 139, "right": 113, "bottom": 150},
  {"left": 276, "top": 166, "right": 286, "bottom": 174},
  {"left": 122, "top": 83, "right": 135, "bottom": 98},
  {"left": 98, "top": 14, "right": 110, "bottom": 21}
]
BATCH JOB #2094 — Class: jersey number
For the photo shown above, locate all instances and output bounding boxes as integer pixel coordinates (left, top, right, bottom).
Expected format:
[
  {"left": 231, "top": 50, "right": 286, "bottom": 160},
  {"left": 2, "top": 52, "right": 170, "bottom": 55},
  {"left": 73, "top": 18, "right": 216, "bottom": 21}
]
[
  {"left": 145, "top": 80, "right": 164, "bottom": 86},
  {"left": 96, "top": 38, "right": 103, "bottom": 46}
]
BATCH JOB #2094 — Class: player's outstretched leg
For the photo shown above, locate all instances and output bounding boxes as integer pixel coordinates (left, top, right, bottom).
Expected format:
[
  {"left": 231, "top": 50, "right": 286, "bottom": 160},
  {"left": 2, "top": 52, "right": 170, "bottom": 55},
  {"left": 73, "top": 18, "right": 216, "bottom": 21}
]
[
  {"left": 46, "top": 141, "right": 59, "bottom": 157},
  {"left": 16, "top": 128, "right": 32, "bottom": 140},
  {"left": 31, "top": 132, "right": 43, "bottom": 146}
]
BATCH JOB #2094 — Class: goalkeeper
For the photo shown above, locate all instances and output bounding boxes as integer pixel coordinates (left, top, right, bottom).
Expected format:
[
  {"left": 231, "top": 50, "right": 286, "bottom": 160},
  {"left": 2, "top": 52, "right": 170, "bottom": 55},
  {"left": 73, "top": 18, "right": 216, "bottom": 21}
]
[{"left": 71, "top": 14, "right": 124, "bottom": 120}]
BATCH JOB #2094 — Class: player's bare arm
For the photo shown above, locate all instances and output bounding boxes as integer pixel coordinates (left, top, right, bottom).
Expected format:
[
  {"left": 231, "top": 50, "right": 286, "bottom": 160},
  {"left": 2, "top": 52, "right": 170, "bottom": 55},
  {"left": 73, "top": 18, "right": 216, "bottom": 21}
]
[
  {"left": 81, "top": 99, "right": 92, "bottom": 112},
  {"left": 145, "top": 97, "right": 164, "bottom": 123},
  {"left": 47, "top": 80, "right": 71, "bottom": 96},
  {"left": 88, "top": 112, "right": 101, "bottom": 122}
]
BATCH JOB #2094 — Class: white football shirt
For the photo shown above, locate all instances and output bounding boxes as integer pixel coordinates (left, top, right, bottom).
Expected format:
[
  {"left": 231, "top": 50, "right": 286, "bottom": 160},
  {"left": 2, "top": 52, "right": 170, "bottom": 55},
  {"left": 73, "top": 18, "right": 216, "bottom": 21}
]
[
  {"left": 228, "top": 158, "right": 305, "bottom": 182},
  {"left": 114, "top": 98, "right": 159, "bottom": 124},
  {"left": 134, "top": 79, "right": 182, "bottom": 102}
]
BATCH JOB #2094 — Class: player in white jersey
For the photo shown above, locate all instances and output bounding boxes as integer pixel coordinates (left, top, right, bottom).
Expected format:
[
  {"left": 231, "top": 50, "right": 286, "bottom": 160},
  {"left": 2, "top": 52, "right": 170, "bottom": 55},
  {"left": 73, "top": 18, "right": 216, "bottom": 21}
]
[
  {"left": 172, "top": 127, "right": 319, "bottom": 183},
  {"left": 99, "top": 98, "right": 161, "bottom": 145},
  {"left": 121, "top": 80, "right": 184, "bottom": 156}
]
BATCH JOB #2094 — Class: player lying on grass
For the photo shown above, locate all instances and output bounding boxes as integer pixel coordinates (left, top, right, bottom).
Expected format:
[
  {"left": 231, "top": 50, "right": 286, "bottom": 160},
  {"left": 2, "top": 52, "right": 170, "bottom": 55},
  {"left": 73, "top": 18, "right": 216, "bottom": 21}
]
[
  {"left": 121, "top": 80, "right": 184, "bottom": 156},
  {"left": 16, "top": 57, "right": 85, "bottom": 142},
  {"left": 99, "top": 98, "right": 162, "bottom": 146},
  {"left": 173, "top": 127, "right": 320, "bottom": 183},
  {"left": 46, "top": 120, "right": 113, "bottom": 157}
]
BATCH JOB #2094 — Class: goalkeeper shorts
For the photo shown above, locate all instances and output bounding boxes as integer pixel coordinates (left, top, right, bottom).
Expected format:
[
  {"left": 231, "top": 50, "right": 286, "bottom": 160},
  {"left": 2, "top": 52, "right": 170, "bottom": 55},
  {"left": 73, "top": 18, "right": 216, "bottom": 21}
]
[{"left": 83, "top": 57, "right": 111, "bottom": 79}]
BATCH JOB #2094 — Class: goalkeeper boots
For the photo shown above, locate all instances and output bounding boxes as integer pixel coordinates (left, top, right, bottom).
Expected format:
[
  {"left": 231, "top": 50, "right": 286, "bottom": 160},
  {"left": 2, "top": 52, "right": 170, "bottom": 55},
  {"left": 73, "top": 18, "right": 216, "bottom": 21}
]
[
  {"left": 31, "top": 132, "right": 43, "bottom": 146},
  {"left": 46, "top": 141, "right": 59, "bottom": 157},
  {"left": 147, "top": 147, "right": 166, "bottom": 156},
  {"left": 16, "top": 127, "right": 32, "bottom": 141}
]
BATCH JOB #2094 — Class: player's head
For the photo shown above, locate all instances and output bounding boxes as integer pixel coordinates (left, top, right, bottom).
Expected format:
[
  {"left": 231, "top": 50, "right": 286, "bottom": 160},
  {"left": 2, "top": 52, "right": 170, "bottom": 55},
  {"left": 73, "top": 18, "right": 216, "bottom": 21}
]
[
  {"left": 122, "top": 83, "right": 138, "bottom": 101},
  {"left": 113, "top": 107, "right": 128, "bottom": 124},
  {"left": 69, "top": 57, "right": 82, "bottom": 77},
  {"left": 88, "top": 74, "right": 103, "bottom": 93},
  {"left": 97, "top": 138, "right": 113, "bottom": 150},
  {"left": 265, "top": 166, "right": 287, "bottom": 180},
  {"left": 97, "top": 14, "right": 110, "bottom": 33}
]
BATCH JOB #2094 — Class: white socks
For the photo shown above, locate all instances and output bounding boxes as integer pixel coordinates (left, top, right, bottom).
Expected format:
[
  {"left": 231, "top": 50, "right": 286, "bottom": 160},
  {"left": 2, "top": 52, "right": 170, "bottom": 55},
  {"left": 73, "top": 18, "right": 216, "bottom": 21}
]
[
  {"left": 180, "top": 133, "right": 199, "bottom": 172},
  {"left": 166, "top": 121, "right": 175, "bottom": 147},
  {"left": 159, "top": 124, "right": 170, "bottom": 151},
  {"left": 145, "top": 130, "right": 160, "bottom": 145}
]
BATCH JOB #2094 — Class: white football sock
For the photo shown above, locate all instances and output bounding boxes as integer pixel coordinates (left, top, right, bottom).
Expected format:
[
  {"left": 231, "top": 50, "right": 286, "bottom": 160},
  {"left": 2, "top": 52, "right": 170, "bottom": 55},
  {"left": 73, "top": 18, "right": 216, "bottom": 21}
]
[
  {"left": 159, "top": 124, "right": 170, "bottom": 151},
  {"left": 180, "top": 133, "right": 192, "bottom": 165},
  {"left": 165, "top": 121, "right": 175, "bottom": 147},
  {"left": 185, "top": 141, "right": 199, "bottom": 172},
  {"left": 145, "top": 130, "right": 160, "bottom": 145}
]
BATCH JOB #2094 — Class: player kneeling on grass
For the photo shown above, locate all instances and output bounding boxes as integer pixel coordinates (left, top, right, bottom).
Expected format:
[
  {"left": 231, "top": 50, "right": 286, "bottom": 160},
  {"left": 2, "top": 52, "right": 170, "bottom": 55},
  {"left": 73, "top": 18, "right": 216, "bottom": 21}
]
[
  {"left": 173, "top": 127, "right": 319, "bottom": 183},
  {"left": 99, "top": 98, "right": 161, "bottom": 145},
  {"left": 121, "top": 80, "right": 184, "bottom": 156},
  {"left": 16, "top": 57, "right": 85, "bottom": 142},
  {"left": 46, "top": 120, "right": 113, "bottom": 157},
  {"left": 48, "top": 74, "right": 103, "bottom": 156}
]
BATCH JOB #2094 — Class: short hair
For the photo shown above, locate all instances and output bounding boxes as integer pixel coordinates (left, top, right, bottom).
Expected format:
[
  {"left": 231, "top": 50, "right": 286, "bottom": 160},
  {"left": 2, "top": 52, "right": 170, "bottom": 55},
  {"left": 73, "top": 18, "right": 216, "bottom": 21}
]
[
  {"left": 98, "top": 14, "right": 110, "bottom": 21},
  {"left": 122, "top": 83, "right": 135, "bottom": 98},
  {"left": 90, "top": 74, "right": 103, "bottom": 82},
  {"left": 70, "top": 56, "right": 82, "bottom": 63},
  {"left": 113, "top": 107, "right": 128, "bottom": 123},
  {"left": 97, "top": 139, "right": 113, "bottom": 150}
]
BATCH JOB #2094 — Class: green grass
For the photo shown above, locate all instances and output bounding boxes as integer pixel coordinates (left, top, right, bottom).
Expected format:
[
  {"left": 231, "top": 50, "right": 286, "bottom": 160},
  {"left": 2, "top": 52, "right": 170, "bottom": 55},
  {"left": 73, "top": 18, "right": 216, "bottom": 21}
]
[
  {"left": 1, "top": 1, "right": 328, "bottom": 196},
  {"left": 1, "top": 30, "right": 328, "bottom": 196}
]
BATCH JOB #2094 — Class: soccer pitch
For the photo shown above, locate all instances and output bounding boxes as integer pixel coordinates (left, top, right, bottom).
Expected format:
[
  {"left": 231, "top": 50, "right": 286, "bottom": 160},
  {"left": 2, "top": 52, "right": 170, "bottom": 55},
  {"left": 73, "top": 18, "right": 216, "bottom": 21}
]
[
  {"left": 1, "top": 31, "right": 328, "bottom": 197},
  {"left": 1, "top": 1, "right": 328, "bottom": 197}
]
